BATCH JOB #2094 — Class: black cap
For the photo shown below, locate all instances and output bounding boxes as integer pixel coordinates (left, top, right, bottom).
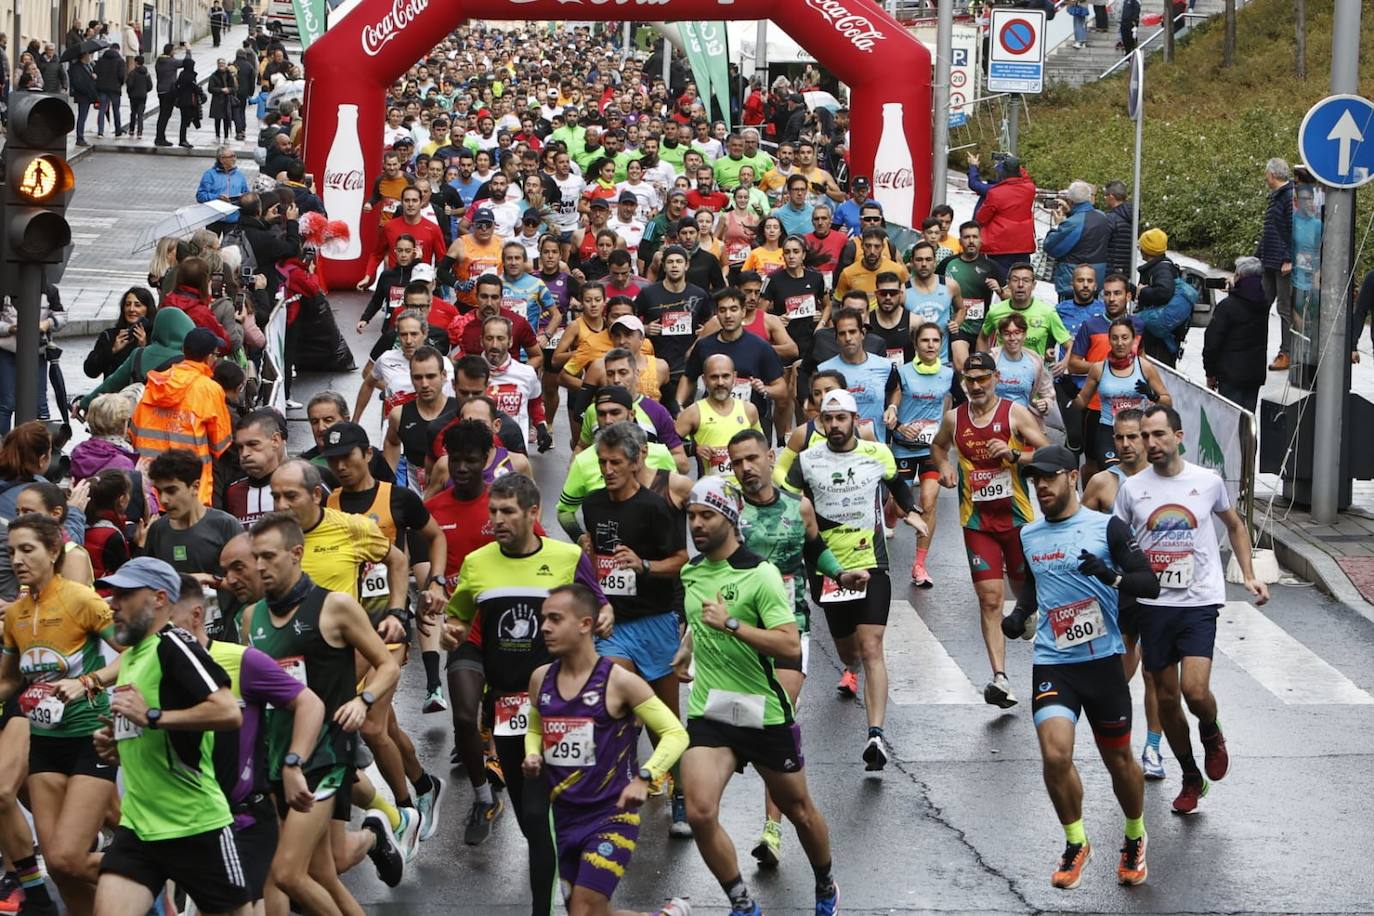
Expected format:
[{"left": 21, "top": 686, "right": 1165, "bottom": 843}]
[
  {"left": 588, "top": 197, "right": 610, "bottom": 209},
  {"left": 676, "top": 217, "right": 697, "bottom": 234},
  {"left": 997, "top": 155, "right": 1021, "bottom": 177},
  {"left": 183, "top": 327, "right": 225, "bottom": 359},
  {"left": 317, "top": 422, "right": 372, "bottom": 458},
  {"left": 1022, "top": 445, "right": 1079, "bottom": 477},
  {"left": 852, "top": 175, "right": 871, "bottom": 187},
  {"left": 522, "top": 206, "right": 542, "bottom": 223},
  {"left": 617, "top": 190, "right": 638, "bottom": 205},
  {"left": 962, "top": 351, "right": 997, "bottom": 373},
  {"left": 593, "top": 385, "right": 634, "bottom": 409}
]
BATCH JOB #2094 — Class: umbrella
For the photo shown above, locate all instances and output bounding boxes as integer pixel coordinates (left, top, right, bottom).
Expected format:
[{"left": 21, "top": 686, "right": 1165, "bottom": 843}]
[
  {"left": 59, "top": 38, "right": 109, "bottom": 63},
  {"left": 130, "top": 200, "right": 238, "bottom": 255},
  {"left": 804, "top": 90, "right": 840, "bottom": 113}
]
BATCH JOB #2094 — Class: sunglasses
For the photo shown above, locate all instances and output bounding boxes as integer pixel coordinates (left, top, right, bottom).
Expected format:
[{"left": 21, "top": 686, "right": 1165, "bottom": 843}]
[{"left": 861, "top": 216, "right": 884, "bottom": 222}]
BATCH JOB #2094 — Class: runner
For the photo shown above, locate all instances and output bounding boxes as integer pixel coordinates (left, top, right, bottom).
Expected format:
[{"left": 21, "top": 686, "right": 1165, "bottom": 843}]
[
  {"left": 763, "top": 236, "right": 827, "bottom": 410},
  {"left": 889, "top": 322, "right": 955, "bottom": 586},
  {"left": 817, "top": 307, "right": 899, "bottom": 444},
  {"left": 674, "top": 477, "right": 839, "bottom": 916},
  {"left": 996, "top": 446, "right": 1157, "bottom": 890},
  {"left": 437, "top": 207, "right": 505, "bottom": 309},
  {"left": 976, "top": 263, "right": 1072, "bottom": 363},
  {"left": 784, "top": 389, "right": 926, "bottom": 769},
  {"left": 870, "top": 273, "right": 916, "bottom": 377},
  {"left": 1066, "top": 274, "right": 1143, "bottom": 478},
  {"left": 87, "top": 557, "right": 251, "bottom": 916},
  {"left": 1071, "top": 318, "right": 1171, "bottom": 469},
  {"left": 1113, "top": 404, "right": 1269, "bottom": 814},
  {"left": 535, "top": 234, "right": 582, "bottom": 422},
  {"left": 522, "top": 584, "right": 691, "bottom": 916},
  {"left": 903, "top": 241, "right": 964, "bottom": 366},
  {"left": 352, "top": 307, "right": 456, "bottom": 424},
  {"left": 677, "top": 288, "right": 787, "bottom": 429},
  {"left": 384, "top": 346, "right": 459, "bottom": 493},
  {"left": 1081, "top": 409, "right": 1168, "bottom": 780},
  {"left": 634, "top": 245, "right": 712, "bottom": 411},
  {"left": 480, "top": 314, "right": 553, "bottom": 452},
  {"left": 440, "top": 474, "right": 611, "bottom": 916},
  {"left": 929, "top": 351, "right": 1051, "bottom": 708},
  {"left": 580, "top": 421, "right": 691, "bottom": 838},
  {"left": 224, "top": 407, "right": 289, "bottom": 528},
  {"left": 675, "top": 354, "right": 763, "bottom": 478},
  {"left": 936, "top": 221, "right": 1005, "bottom": 375},
  {"left": 241, "top": 512, "right": 406, "bottom": 911},
  {"left": 0, "top": 658, "right": 51, "bottom": 915},
  {"left": 773, "top": 369, "right": 878, "bottom": 485},
  {"left": 991, "top": 313, "right": 1057, "bottom": 424}
]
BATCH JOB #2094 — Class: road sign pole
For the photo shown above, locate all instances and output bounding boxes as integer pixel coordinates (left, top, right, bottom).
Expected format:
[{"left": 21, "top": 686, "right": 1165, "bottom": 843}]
[
  {"left": 931, "top": 0, "right": 954, "bottom": 207},
  {"left": 1312, "top": 0, "right": 1362, "bottom": 524},
  {"left": 1006, "top": 96, "right": 1019, "bottom": 156},
  {"left": 13, "top": 263, "right": 43, "bottom": 427},
  {"left": 1129, "top": 49, "right": 1144, "bottom": 278}
]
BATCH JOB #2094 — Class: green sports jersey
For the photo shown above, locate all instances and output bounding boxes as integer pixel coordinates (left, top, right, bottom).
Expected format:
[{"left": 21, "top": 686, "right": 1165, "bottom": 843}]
[
  {"left": 556, "top": 441, "right": 678, "bottom": 516},
  {"left": 681, "top": 548, "right": 796, "bottom": 726},
  {"left": 115, "top": 625, "right": 232, "bottom": 841},
  {"left": 785, "top": 438, "right": 897, "bottom": 571},
  {"left": 980, "top": 299, "right": 1071, "bottom": 359},
  {"left": 739, "top": 490, "right": 809, "bottom": 631},
  {"left": 939, "top": 254, "right": 1004, "bottom": 335}
]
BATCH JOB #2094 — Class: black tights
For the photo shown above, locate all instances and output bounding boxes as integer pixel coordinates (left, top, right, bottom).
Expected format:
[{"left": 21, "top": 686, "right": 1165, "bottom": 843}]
[{"left": 494, "top": 733, "right": 556, "bottom": 916}]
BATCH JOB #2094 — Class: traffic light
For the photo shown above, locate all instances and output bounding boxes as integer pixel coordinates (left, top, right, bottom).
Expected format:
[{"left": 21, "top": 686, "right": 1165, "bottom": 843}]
[{"left": 2, "top": 93, "right": 76, "bottom": 265}]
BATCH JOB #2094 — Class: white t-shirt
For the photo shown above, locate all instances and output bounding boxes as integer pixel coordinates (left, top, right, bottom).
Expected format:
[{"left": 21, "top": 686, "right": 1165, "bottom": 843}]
[
  {"left": 616, "top": 180, "right": 661, "bottom": 215},
  {"left": 550, "top": 173, "right": 587, "bottom": 231},
  {"left": 486, "top": 358, "right": 543, "bottom": 440},
  {"left": 371, "top": 351, "right": 455, "bottom": 408},
  {"left": 641, "top": 160, "right": 677, "bottom": 192},
  {"left": 692, "top": 138, "right": 723, "bottom": 162},
  {"left": 1114, "top": 461, "right": 1230, "bottom": 608},
  {"left": 606, "top": 216, "right": 646, "bottom": 257},
  {"left": 485, "top": 197, "right": 525, "bottom": 239}
]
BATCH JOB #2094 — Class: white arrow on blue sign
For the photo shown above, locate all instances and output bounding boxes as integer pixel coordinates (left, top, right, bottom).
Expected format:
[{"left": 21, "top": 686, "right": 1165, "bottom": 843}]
[{"left": 1298, "top": 94, "right": 1374, "bottom": 189}]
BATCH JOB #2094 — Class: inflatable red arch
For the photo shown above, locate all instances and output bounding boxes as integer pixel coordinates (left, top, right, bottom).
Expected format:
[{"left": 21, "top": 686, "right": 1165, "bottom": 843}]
[{"left": 302, "top": 0, "right": 932, "bottom": 287}]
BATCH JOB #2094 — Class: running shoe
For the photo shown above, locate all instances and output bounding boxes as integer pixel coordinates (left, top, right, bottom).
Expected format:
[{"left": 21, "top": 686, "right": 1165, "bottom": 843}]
[
  {"left": 836, "top": 670, "right": 858, "bottom": 698},
  {"left": 729, "top": 903, "right": 762, "bottom": 916},
  {"left": 884, "top": 524, "right": 896, "bottom": 540},
  {"left": 423, "top": 687, "right": 448, "bottom": 714},
  {"left": 361, "top": 810, "right": 405, "bottom": 887},
  {"left": 484, "top": 753, "right": 507, "bottom": 791},
  {"left": 863, "top": 734, "right": 889, "bottom": 771},
  {"left": 658, "top": 898, "right": 693, "bottom": 916},
  {"left": 464, "top": 796, "right": 504, "bottom": 845},
  {"left": 910, "top": 563, "right": 934, "bottom": 588},
  {"left": 1140, "top": 745, "right": 1166, "bottom": 780},
  {"left": 416, "top": 775, "right": 446, "bottom": 842},
  {"left": 396, "top": 807, "right": 421, "bottom": 863},
  {"left": 1171, "top": 776, "right": 1208, "bottom": 815},
  {"left": 0, "top": 873, "right": 21, "bottom": 915},
  {"left": 669, "top": 795, "right": 692, "bottom": 839},
  {"left": 1201, "top": 724, "right": 1230, "bottom": 781},
  {"left": 1117, "top": 832, "right": 1148, "bottom": 885},
  {"left": 449, "top": 744, "right": 462, "bottom": 768},
  {"left": 1050, "top": 840, "right": 1091, "bottom": 889},
  {"left": 649, "top": 772, "right": 671, "bottom": 797},
  {"left": 751, "top": 819, "right": 782, "bottom": 868},
  {"left": 983, "top": 673, "right": 1017, "bottom": 708},
  {"left": 285, "top": 398, "right": 304, "bottom": 410},
  {"left": 815, "top": 882, "right": 840, "bottom": 915}
]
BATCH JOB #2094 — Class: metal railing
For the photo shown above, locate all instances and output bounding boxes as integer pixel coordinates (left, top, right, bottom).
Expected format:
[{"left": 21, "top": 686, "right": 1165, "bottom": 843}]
[{"left": 1098, "top": 1, "right": 1251, "bottom": 80}]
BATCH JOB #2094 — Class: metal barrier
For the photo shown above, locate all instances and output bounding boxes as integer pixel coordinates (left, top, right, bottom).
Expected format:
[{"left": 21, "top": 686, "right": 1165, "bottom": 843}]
[{"left": 1098, "top": 1, "right": 1253, "bottom": 80}]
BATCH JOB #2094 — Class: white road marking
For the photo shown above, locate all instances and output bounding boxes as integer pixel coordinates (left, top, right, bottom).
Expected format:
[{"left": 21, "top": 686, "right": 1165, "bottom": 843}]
[
  {"left": 1214, "top": 601, "right": 1374, "bottom": 705},
  {"left": 888, "top": 600, "right": 984, "bottom": 704}
]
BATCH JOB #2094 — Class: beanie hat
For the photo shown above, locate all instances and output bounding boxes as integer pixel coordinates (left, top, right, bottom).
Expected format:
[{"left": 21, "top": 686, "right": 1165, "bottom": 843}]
[{"left": 1138, "top": 228, "right": 1168, "bottom": 258}]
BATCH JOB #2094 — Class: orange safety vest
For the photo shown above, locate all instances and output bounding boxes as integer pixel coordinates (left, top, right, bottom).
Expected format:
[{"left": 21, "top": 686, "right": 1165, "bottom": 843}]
[{"left": 129, "top": 360, "right": 233, "bottom": 505}]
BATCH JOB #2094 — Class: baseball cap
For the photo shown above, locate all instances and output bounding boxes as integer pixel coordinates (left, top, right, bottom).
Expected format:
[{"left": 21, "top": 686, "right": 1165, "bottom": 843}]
[
  {"left": 687, "top": 476, "right": 742, "bottom": 528},
  {"left": 593, "top": 385, "right": 634, "bottom": 409},
  {"left": 522, "top": 206, "right": 543, "bottom": 223},
  {"left": 472, "top": 207, "right": 495, "bottom": 224},
  {"left": 610, "top": 314, "right": 644, "bottom": 334},
  {"left": 411, "top": 262, "right": 436, "bottom": 282},
  {"left": 318, "top": 422, "right": 372, "bottom": 458},
  {"left": 996, "top": 155, "right": 1021, "bottom": 177},
  {"left": 962, "top": 351, "right": 997, "bottom": 373},
  {"left": 588, "top": 197, "right": 610, "bottom": 210},
  {"left": 1022, "top": 444, "right": 1079, "bottom": 477},
  {"left": 617, "top": 190, "right": 638, "bottom": 205},
  {"left": 183, "top": 327, "right": 225, "bottom": 359},
  {"left": 94, "top": 556, "right": 182, "bottom": 598},
  {"left": 667, "top": 189, "right": 688, "bottom": 200},
  {"left": 852, "top": 175, "right": 871, "bottom": 188},
  {"left": 818, "top": 389, "right": 859, "bottom": 415}
]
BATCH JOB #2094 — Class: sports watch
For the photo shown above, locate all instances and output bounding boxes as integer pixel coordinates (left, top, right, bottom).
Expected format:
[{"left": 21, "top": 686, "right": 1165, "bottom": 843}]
[{"left": 146, "top": 707, "right": 163, "bottom": 729}]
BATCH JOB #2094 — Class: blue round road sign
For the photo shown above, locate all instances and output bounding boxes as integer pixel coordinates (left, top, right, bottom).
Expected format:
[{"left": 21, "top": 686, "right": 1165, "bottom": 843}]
[
  {"left": 999, "top": 19, "right": 1035, "bottom": 55},
  {"left": 1298, "top": 94, "right": 1374, "bottom": 189}
]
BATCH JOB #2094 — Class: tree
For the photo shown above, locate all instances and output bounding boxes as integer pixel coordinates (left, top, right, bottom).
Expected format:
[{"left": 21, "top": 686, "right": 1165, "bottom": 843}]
[
  {"left": 1295, "top": 0, "right": 1307, "bottom": 79},
  {"left": 1223, "top": 0, "right": 1237, "bottom": 67}
]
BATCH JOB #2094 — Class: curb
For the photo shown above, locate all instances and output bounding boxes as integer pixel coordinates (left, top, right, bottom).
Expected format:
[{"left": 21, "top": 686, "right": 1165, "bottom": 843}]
[
  {"left": 1262, "top": 523, "right": 1374, "bottom": 625},
  {"left": 53, "top": 320, "right": 109, "bottom": 339}
]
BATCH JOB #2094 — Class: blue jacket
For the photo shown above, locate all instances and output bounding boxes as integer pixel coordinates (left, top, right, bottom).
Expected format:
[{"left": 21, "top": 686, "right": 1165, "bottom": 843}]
[
  {"left": 196, "top": 164, "right": 250, "bottom": 223},
  {"left": 1042, "top": 201, "right": 1110, "bottom": 298},
  {"left": 1256, "top": 180, "right": 1293, "bottom": 269}
]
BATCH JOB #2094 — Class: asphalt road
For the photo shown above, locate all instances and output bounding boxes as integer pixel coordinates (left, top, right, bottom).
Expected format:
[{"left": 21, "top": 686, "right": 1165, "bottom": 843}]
[{"left": 49, "top": 150, "right": 1374, "bottom": 915}]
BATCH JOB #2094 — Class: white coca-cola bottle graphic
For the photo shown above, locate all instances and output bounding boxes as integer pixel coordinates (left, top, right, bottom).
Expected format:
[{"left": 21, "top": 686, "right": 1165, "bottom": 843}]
[
  {"left": 872, "top": 102, "right": 916, "bottom": 226},
  {"left": 322, "top": 104, "right": 365, "bottom": 260}
]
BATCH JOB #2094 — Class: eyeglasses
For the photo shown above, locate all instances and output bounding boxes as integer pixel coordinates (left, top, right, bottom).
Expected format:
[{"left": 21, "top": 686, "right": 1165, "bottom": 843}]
[{"left": 963, "top": 373, "right": 994, "bottom": 385}]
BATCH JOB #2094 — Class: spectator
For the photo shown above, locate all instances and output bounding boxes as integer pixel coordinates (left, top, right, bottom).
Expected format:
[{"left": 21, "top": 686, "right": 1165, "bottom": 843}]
[
  {"left": 1068, "top": 3, "right": 1089, "bottom": 48},
  {"left": 153, "top": 42, "right": 183, "bottom": 147},
  {"left": 262, "top": 130, "right": 300, "bottom": 179},
  {"left": 210, "top": 1, "right": 231, "bottom": 46},
  {"left": 1257, "top": 157, "right": 1294, "bottom": 370},
  {"left": 1134, "top": 227, "right": 1189, "bottom": 367},
  {"left": 971, "top": 154, "right": 1037, "bottom": 271},
  {"left": 235, "top": 191, "right": 303, "bottom": 311},
  {"left": 82, "top": 469, "right": 134, "bottom": 581},
  {"left": 1120, "top": 0, "right": 1141, "bottom": 52},
  {"left": 125, "top": 53, "right": 152, "bottom": 139},
  {"left": 1041, "top": 180, "right": 1110, "bottom": 301},
  {"left": 37, "top": 43, "right": 67, "bottom": 94},
  {"left": 173, "top": 58, "right": 203, "bottom": 149},
  {"left": 84, "top": 287, "right": 157, "bottom": 380},
  {"left": 1102, "top": 179, "right": 1135, "bottom": 276},
  {"left": 208, "top": 58, "right": 236, "bottom": 142},
  {"left": 94, "top": 44, "right": 126, "bottom": 137},
  {"left": 0, "top": 287, "right": 64, "bottom": 432},
  {"left": 160, "top": 257, "right": 234, "bottom": 349},
  {"left": 196, "top": 146, "right": 251, "bottom": 225},
  {"left": 0, "top": 422, "right": 86, "bottom": 547},
  {"left": 69, "top": 49, "right": 99, "bottom": 147},
  {"left": 1202, "top": 257, "right": 1268, "bottom": 413},
  {"left": 231, "top": 52, "right": 255, "bottom": 141}
]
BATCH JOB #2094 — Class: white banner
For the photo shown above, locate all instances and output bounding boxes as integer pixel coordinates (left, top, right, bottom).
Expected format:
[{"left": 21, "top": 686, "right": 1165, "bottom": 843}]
[{"left": 264, "top": 301, "right": 288, "bottom": 416}]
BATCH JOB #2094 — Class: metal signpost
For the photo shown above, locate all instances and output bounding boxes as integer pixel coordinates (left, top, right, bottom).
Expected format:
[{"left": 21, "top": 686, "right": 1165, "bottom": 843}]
[
  {"left": 1128, "top": 48, "right": 1144, "bottom": 276},
  {"left": 931, "top": 0, "right": 954, "bottom": 206}
]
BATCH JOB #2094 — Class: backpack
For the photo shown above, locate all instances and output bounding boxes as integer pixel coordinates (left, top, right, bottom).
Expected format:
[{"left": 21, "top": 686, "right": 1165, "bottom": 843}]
[
  {"left": 220, "top": 226, "right": 258, "bottom": 276},
  {"left": 1136, "top": 271, "right": 1198, "bottom": 356}
]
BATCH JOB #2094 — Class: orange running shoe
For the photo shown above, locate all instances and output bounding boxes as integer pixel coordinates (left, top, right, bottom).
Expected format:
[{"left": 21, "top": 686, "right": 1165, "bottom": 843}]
[
  {"left": 836, "top": 670, "right": 858, "bottom": 697},
  {"left": 1117, "top": 833, "right": 1148, "bottom": 885},
  {"left": 1051, "top": 841, "right": 1092, "bottom": 889}
]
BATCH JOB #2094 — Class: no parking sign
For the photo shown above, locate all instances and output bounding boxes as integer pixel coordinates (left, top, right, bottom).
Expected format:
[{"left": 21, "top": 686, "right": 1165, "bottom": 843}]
[{"left": 987, "top": 8, "right": 1045, "bottom": 93}]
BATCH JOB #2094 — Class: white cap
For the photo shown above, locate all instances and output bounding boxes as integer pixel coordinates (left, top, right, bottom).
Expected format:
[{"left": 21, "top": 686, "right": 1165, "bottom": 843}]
[
  {"left": 819, "top": 389, "right": 859, "bottom": 415},
  {"left": 411, "top": 263, "right": 436, "bottom": 282},
  {"left": 611, "top": 314, "right": 645, "bottom": 334},
  {"left": 687, "top": 476, "right": 742, "bottom": 527}
]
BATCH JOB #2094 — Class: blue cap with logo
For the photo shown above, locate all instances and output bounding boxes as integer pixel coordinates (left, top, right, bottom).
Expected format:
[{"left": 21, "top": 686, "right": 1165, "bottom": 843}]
[{"left": 94, "top": 556, "right": 183, "bottom": 598}]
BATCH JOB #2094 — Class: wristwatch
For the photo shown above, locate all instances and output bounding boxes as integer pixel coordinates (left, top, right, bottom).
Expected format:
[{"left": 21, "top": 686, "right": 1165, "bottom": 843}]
[
  {"left": 146, "top": 707, "right": 163, "bottom": 730},
  {"left": 359, "top": 691, "right": 377, "bottom": 708},
  {"left": 425, "top": 575, "right": 450, "bottom": 589},
  {"left": 283, "top": 752, "right": 303, "bottom": 769},
  {"left": 1008, "top": 448, "right": 1022, "bottom": 465},
  {"left": 638, "top": 766, "right": 653, "bottom": 782},
  {"left": 724, "top": 617, "right": 741, "bottom": 633}
]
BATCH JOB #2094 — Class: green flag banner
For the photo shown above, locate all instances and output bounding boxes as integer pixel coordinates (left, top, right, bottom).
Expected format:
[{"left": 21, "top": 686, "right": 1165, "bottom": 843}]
[
  {"left": 678, "top": 23, "right": 715, "bottom": 119},
  {"left": 695, "top": 21, "right": 731, "bottom": 126},
  {"left": 290, "top": 0, "right": 326, "bottom": 48}
]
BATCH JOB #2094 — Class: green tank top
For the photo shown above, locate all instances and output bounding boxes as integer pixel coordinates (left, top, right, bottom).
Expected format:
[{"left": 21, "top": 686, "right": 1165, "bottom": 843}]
[
  {"left": 246, "top": 586, "right": 355, "bottom": 779},
  {"left": 739, "top": 489, "right": 809, "bottom": 631}
]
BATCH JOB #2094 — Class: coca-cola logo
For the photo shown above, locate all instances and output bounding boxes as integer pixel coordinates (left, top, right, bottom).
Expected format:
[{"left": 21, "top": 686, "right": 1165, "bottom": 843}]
[
  {"left": 324, "top": 169, "right": 364, "bottom": 191},
  {"left": 803, "top": 0, "right": 886, "bottom": 51},
  {"left": 875, "top": 168, "right": 914, "bottom": 189},
  {"left": 361, "top": 0, "right": 429, "bottom": 56},
  {"left": 508, "top": 0, "right": 676, "bottom": 5}
]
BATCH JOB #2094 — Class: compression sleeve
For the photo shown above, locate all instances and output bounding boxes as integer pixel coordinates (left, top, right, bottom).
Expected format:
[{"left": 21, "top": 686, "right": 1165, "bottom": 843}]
[
  {"left": 883, "top": 474, "right": 918, "bottom": 515},
  {"left": 772, "top": 446, "right": 799, "bottom": 486},
  {"left": 803, "top": 533, "right": 844, "bottom": 580},
  {"left": 1106, "top": 516, "right": 1161, "bottom": 601},
  {"left": 634, "top": 696, "right": 689, "bottom": 781},
  {"left": 524, "top": 706, "right": 543, "bottom": 758},
  {"left": 436, "top": 255, "right": 458, "bottom": 288},
  {"left": 1012, "top": 564, "right": 1040, "bottom": 616}
]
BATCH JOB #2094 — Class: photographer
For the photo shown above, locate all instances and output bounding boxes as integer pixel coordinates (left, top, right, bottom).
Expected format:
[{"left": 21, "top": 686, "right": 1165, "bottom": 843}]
[{"left": 235, "top": 189, "right": 303, "bottom": 322}]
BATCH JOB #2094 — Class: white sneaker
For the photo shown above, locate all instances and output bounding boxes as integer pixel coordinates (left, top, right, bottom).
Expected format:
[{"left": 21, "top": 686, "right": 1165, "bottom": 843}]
[
  {"left": 285, "top": 398, "right": 304, "bottom": 410},
  {"left": 396, "top": 806, "right": 421, "bottom": 863},
  {"left": 1140, "top": 744, "right": 1167, "bottom": 780},
  {"left": 983, "top": 672, "right": 1017, "bottom": 708},
  {"left": 862, "top": 734, "right": 889, "bottom": 771}
]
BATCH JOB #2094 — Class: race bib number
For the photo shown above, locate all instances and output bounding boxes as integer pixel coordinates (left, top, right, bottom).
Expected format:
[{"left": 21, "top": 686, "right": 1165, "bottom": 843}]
[
  {"left": 731, "top": 379, "right": 754, "bottom": 402},
  {"left": 970, "top": 467, "right": 1013, "bottom": 502},
  {"left": 1149, "top": 551, "right": 1195, "bottom": 588},
  {"left": 387, "top": 286, "right": 404, "bottom": 313},
  {"left": 1108, "top": 395, "right": 1149, "bottom": 416},
  {"left": 699, "top": 445, "right": 731, "bottom": 476},
  {"left": 1048, "top": 597, "right": 1106, "bottom": 650},
  {"left": 113, "top": 685, "right": 142, "bottom": 741},
  {"left": 727, "top": 240, "right": 750, "bottom": 263},
  {"left": 494, "top": 692, "right": 531, "bottom": 737},
  {"left": 489, "top": 382, "right": 524, "bottom": 418},
  {"left": 360, "top": 563, "right": 389, "bottom": 599},
  {"left": 702, "top": 688, "right": 766, "bottom": 730},
  {"left": 19, "top": 683, "right": 64, "bottom": 727},
  {"left": 964, "top": 298, "right": 985, "bottom": 322},
  {"left": 819, "top": 576, "right": 867, "bottom": 604},
  {"left": 542, "top": 717, "right": 597, "bottom": 767},
  {"left": 595, "top": 554, "right": 637, "bottom": 597},
  {"left": 546, "top": 328, "right": 565, "bottom": 351},
  {"left": 784, "top": 294, "right": 816, "bottom": 319},
  {"left": 472, "top": 259, "right": 499, "bottom": 278},
  {"left": 661, "top": 309, "right": 693, "bottom": 336},
  {"left": 886, "top": 348, "right": 905, "bottom": 369},
  {"left": 502, "top": 296, "right": 526, "bottom": 314},
  {"left": 903, "top": 419, "right": 938, "bottom": 446}
]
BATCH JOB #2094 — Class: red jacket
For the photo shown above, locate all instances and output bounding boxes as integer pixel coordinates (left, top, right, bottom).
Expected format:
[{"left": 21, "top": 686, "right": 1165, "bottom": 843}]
[
  {"left": 976, "top": 174, "right": 1037, "bottom": 256},
  {"left": 162, "top": 287, "right": 232, "bottom": 353}
]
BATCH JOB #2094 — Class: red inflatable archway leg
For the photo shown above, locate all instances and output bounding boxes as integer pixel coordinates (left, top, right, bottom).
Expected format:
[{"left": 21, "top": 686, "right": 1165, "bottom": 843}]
[{"left": 303, "top": 0, "right": 931, "bottom": 287}]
